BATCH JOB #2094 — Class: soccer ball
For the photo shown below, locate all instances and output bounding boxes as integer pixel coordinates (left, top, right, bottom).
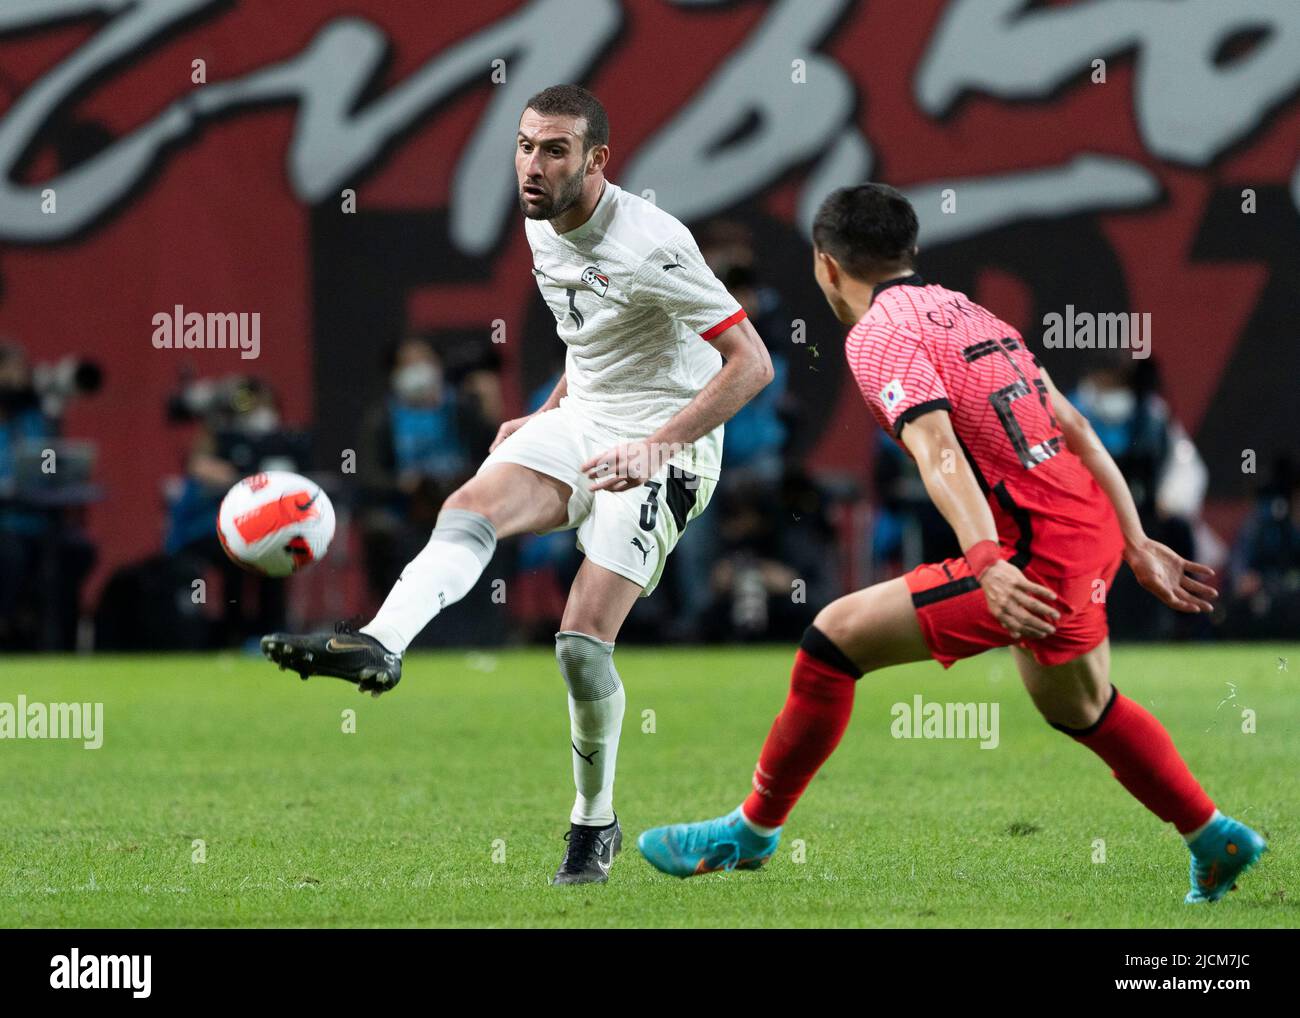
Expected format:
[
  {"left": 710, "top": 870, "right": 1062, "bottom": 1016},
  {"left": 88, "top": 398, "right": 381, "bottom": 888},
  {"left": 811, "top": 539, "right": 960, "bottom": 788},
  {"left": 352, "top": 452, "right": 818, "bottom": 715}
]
[{"left": 216, "top": 471, "right": 335, "bottom": 577}]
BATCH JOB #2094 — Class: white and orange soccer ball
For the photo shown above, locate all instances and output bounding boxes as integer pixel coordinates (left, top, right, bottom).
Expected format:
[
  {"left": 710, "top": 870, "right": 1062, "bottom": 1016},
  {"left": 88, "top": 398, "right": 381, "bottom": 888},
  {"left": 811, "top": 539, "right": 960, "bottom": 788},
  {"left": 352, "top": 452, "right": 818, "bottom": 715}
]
[{"left": 216, "top": 471, "right": 335, "bottom": 577}]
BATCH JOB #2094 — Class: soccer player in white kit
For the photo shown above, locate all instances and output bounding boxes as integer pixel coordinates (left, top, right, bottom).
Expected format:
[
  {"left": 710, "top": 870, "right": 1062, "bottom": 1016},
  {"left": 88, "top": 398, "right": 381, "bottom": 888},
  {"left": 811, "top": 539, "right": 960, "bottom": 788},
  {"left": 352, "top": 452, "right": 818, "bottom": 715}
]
[{"left": 262, "top": 85, "right": 773, "bottom": 884}]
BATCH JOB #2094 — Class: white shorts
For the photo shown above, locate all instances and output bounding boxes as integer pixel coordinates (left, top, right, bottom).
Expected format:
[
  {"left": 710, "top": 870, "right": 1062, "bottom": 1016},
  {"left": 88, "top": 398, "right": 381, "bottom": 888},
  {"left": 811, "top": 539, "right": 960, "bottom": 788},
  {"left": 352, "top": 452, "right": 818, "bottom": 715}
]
[{"left": 478, "top": 405, "right": 717, "bottom": 596}]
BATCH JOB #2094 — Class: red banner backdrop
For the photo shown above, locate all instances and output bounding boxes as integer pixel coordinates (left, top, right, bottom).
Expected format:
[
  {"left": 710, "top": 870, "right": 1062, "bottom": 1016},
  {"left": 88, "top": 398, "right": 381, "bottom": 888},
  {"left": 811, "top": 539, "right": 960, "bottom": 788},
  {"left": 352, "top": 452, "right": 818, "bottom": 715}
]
[{"left": 1, "top": 0, "right": 1297, "bottom": 603}]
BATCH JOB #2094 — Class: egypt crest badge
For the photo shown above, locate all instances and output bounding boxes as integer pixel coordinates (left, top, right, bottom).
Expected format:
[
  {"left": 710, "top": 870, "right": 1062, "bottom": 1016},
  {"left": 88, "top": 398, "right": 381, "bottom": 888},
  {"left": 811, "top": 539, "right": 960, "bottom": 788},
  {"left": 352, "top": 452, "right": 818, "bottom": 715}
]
[{"left": 581, "top": 265, "right": 610, "bottom": 297}]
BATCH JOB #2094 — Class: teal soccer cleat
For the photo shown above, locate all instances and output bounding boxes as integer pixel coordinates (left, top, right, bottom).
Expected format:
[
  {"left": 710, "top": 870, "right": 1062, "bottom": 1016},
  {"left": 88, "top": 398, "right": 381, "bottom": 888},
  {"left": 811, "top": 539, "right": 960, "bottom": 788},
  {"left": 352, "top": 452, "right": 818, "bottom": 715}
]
[
  {"left": 638, "top": 807, "right": 780, "bottom": 878},
  {"left": 1185, "top": 815, "right": 1267, "bottom": 903}
]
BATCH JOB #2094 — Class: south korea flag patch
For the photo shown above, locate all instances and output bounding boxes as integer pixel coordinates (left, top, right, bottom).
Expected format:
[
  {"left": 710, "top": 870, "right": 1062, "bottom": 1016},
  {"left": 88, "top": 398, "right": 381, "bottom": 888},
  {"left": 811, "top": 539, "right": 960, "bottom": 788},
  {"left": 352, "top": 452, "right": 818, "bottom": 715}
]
[{"left": 880, "top": 379, "right": 906, "bottom": 412}]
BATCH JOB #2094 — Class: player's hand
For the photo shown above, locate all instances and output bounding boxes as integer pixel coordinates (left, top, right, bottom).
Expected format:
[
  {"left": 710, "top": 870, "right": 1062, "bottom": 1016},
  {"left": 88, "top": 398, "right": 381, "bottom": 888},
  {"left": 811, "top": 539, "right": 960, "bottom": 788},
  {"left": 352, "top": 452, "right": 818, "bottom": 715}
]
[
  {"left": 582, "top": 440, "right": 674, "bottom": 492},
  {"left": 489, "top": 414, "right": 534, "bottom": 453},
  {"left": 1124, "top": 536, "right": 1217, "bottom": 613},
  {"left": 978, "top": 560, "right": 1060, "bottom": 640}
]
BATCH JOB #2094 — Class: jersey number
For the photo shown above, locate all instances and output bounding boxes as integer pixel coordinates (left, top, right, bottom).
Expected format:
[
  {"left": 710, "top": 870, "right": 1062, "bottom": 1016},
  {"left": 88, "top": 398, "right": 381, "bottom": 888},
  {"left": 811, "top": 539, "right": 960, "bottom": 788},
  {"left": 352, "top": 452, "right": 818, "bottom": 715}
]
[
  {"left": 973, "top": 339, "right": 1061, "bottom": 471},
  {"left": 639, "top": 481, "right": 662, "bottom": 531},
  {"left": 565, "top": 288, "right": 584, "bottom": 330}
]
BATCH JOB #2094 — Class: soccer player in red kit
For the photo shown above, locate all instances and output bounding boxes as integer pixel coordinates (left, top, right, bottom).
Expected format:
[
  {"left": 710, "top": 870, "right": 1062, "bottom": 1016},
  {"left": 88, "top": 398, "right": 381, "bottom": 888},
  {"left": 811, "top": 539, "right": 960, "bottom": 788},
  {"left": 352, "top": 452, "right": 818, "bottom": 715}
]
[{"left": 637, "top": 183, "right": 1266, "bottom": 903}]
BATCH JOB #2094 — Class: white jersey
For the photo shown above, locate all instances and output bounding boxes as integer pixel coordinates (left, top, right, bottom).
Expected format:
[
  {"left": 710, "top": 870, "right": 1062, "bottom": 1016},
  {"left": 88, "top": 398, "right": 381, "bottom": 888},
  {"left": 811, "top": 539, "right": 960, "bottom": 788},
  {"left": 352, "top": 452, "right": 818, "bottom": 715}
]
[{"left": 524, "top": 181, "right": 744, "bottom": 480}]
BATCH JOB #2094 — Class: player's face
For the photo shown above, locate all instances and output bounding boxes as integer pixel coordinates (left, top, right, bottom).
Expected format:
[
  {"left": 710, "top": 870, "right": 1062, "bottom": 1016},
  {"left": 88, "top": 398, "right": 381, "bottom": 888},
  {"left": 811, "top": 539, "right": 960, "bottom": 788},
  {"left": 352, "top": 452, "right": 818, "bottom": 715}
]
[
  {"left": 814, "top": 248, "right": 856, "bottom": 325},
  {"left": 516, "top": 110, "right": 589, "bottom": 221}
]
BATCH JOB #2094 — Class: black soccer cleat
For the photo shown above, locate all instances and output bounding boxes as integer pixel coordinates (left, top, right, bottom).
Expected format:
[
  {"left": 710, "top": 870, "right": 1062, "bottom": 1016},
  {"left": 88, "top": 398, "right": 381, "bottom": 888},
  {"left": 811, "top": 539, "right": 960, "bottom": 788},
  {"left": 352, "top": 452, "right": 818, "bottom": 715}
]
[
  {"left": 260, "top": 620, "right": 402, "bottom": 697},
  {"left": 551, "top": 816, "right": 622, "bottom": 885}
]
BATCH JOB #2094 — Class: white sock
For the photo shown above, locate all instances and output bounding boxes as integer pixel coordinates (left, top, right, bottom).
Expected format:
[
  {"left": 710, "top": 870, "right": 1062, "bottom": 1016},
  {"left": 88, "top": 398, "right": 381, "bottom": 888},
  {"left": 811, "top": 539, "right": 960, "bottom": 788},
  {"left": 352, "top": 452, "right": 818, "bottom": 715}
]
[
  {"left": 739, "top": 808, "right": 781, "bottom": 838},
  {"left": 360, "top": 509, "right": 495, "bottom": 654},
  {"left": 569, "top": 686, "right": 625, "bottom": 827},
  {"left": 1183, "top": 808, "right": 1222, "bottom": 844}
]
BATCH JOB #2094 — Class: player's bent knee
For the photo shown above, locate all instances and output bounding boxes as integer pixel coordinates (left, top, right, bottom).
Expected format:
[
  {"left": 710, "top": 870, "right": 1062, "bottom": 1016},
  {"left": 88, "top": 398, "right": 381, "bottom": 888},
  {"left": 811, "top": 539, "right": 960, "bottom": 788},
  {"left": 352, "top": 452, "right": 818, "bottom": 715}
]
[
  {"left": 810, "top": 598, "right": 877, "bottom": 673},
  {"left": 811, "top": 597, "right": 855, "bottom": 648},
  {"left": 799, "top": 624, "right": 864, "bottom": 680},
  {"left": 441, "top": 476, "right": 520, "bottom": 531},
  {"left": 1041, "top": 684, "right": 1117, "bottom": 735},
  {"left": 441, "top": 480, "right": 489, "bottom": 516},
  {"left": 555, "top": 631, "right": 623, "bottom": 700},
  {"left": 440, "top": 485, "right": 475, "bottom": 514}
]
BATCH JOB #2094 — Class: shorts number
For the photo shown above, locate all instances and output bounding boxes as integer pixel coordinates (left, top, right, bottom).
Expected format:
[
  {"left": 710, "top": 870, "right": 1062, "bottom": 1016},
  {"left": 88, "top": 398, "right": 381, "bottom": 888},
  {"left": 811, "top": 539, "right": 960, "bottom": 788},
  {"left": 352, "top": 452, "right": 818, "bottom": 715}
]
[{"left": 639, "top": 481, "right": 662, "bottom": 531}]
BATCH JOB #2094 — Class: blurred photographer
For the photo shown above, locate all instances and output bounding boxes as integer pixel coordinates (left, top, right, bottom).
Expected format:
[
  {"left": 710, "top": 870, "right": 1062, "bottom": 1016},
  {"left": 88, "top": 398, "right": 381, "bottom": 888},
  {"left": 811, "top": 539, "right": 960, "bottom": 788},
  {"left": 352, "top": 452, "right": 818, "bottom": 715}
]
[
  {"left": 700, "top": 469, "right": 835, "bottom": 642},
  {"left": 176, "top": 376, "right": 306, "bottom": 645},
  {"left": 98, "top": 374, "right": 304, "bottom": 650},
  {"left": 162, "top": 375, "right": 301, "bottom": 554}
]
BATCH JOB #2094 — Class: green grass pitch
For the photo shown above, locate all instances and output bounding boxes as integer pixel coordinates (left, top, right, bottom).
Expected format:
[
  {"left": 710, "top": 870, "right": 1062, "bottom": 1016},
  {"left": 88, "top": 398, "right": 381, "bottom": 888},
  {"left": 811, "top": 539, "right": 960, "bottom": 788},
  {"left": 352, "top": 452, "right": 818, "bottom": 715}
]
[{"left": 0, "top": 643, "right": 1294, "bottom": 928}]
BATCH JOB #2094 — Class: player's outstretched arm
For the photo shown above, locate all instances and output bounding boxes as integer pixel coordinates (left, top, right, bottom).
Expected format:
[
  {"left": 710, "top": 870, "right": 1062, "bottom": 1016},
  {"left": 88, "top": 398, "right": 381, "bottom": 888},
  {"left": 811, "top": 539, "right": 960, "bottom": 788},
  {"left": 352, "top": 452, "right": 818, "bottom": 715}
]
[
  {"left": 1040, "top": 369, "right": 1217, "bottom": 614},
  {"left": 900, "top": 408, "right": 1059, "bottom": 640},
  {"left": 583, "top": 317, "right": 773, "bottom": 491}
]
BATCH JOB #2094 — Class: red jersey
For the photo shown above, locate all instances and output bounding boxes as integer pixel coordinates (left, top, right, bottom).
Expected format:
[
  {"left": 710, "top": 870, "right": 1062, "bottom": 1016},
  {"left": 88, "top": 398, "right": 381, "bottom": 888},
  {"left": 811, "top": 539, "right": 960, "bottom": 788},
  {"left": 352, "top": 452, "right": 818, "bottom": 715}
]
[{"left": 846, "top": 274, "right": 1123, "bottom": 577}]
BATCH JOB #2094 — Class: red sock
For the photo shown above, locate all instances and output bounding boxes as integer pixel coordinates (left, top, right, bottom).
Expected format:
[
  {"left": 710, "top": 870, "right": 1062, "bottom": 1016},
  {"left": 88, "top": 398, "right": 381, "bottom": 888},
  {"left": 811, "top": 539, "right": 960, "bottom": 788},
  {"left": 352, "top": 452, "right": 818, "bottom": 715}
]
[
  {"left": 743, "top": 633, "right": 858, "bottom": 829},
  {"left": 1064, "top": 688, "right": 1215, "bottom": 834}
]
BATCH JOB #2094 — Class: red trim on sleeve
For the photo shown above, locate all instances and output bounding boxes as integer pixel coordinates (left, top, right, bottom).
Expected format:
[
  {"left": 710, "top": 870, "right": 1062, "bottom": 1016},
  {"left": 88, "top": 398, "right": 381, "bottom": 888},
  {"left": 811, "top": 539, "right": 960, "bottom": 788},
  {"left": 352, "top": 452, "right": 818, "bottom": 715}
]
[{"left": 699, "top": 308, "right": 747, "bottom": 341}]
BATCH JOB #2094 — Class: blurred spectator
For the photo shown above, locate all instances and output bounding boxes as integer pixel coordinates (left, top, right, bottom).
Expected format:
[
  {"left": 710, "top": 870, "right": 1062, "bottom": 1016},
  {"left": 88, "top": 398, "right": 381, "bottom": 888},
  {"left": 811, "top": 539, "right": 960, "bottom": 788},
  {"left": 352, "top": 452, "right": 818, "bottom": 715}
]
[
  {"left": 365, "top": 337, "right": 477, "bottom": 491},
  {"left": 357, "top": 334, "right": 499, "bottom": 595},
  {"left": 699, "top": 222, "right": 799, "bottom": 462},
  {"left": 0, "top": 341, "right": 98, "bottom": 649},
  {"left": 1224, "top": 456, "right": 1300, "bottom": 638},
  {"left": 1071, "top": 359, "right": 1210, "bottom": 536},
  {"left": 1070, "top": 359, "right": 1213, "bottom": 639},
  {"left": 357, "top": 332, "right": 506, "bottom": 646},
  {"left": 716, "top": 264, "right": 790, "bottom": 477},
  {"left": 667, "top": 222, "right": 796, "bottom": 639}
]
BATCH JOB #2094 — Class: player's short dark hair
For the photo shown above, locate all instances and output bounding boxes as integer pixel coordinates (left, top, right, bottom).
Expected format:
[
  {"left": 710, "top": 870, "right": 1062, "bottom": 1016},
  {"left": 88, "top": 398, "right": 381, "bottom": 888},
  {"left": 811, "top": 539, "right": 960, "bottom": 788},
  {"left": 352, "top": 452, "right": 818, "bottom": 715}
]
[
  {"left": 812, "top": 183, "right": 918, "bottom": 280},
  {"left": 523, "top": 84, "right": 609, "bottom": 152}
]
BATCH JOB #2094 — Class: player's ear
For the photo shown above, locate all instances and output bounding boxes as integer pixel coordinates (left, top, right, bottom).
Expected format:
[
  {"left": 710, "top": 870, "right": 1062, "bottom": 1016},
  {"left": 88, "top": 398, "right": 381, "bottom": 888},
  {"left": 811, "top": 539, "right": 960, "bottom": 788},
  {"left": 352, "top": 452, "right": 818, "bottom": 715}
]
[
  {"left": 817, "top": 249, "right": 840, "bottom": 288},
  {"left": 587, "top": 144, "right": 610, "bottom": 175}
]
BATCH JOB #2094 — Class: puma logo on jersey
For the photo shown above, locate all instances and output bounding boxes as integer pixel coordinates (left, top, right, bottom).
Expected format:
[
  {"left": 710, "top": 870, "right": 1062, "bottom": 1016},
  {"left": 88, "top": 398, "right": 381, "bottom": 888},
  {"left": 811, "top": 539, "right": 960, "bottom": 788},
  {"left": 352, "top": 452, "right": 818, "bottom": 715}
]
[
  {"left": 581, "top": 265, "right": 609, "bottom": 296},
  {"left": 630, "top": 536, "right": 652, "bottom": 565},
  {"left": 661, "top": 258, "right": 683, "bottom": 271}
]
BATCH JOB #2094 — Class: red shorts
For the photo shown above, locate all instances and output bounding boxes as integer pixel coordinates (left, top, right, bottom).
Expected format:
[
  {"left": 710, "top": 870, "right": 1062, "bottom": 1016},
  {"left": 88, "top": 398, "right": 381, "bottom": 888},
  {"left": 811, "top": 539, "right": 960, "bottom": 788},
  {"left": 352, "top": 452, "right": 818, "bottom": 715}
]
[{"left": 905, "top": 552, "right": 1123, "bottom": 668}]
